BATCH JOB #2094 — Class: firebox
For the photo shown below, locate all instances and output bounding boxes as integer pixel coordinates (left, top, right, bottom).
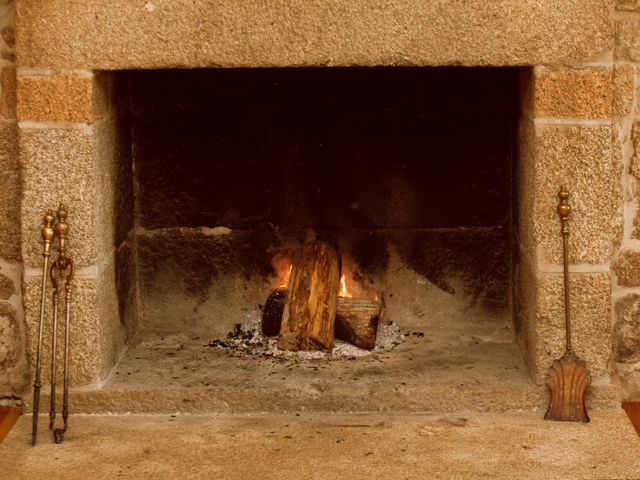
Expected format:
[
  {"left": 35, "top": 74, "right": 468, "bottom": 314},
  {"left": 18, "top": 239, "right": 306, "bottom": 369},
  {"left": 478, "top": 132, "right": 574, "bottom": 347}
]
[{"left": 131, "top": 67, "right": 517, "bottom": 337}]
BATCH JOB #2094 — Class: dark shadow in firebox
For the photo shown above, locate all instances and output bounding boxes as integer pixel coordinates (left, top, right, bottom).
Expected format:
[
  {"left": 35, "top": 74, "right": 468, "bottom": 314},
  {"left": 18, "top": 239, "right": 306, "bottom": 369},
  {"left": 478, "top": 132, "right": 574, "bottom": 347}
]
[{"left": 128, "top": 67, "right": 519, "bottom": 318}]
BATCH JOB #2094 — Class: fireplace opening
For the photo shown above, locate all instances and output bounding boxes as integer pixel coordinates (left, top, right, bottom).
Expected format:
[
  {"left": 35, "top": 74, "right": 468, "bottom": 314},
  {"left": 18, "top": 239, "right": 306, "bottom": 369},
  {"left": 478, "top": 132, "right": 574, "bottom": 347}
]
[{"left": 102, "top": 67, "right": 531, "bottom": 412}]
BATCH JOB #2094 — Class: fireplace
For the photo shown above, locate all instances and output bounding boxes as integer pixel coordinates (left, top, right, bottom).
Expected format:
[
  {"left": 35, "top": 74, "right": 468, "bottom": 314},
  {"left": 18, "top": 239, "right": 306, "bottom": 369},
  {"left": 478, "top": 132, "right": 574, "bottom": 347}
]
[
  {"left": 2, "top": 0, "right": 636, "bottom": 410},
  {"left": 131, "top": 67, "right": 516, "bottom": 336}
]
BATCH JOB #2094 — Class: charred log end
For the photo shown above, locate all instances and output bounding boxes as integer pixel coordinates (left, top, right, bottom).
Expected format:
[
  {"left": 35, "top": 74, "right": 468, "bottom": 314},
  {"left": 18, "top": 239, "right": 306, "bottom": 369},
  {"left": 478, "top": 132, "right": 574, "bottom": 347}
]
[{"left": 262, "top": 289, "right": 287, "bottom": 337}]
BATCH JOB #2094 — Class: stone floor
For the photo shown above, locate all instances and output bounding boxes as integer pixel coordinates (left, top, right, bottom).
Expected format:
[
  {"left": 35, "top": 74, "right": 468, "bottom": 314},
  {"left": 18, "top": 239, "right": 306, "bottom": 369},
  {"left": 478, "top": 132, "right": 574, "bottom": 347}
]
[
  {"left": 3, "top": 410, "right": 640, "bottom": 479},
  {"left": 28, "top": 325, "right": 550, "bottom": 414},
  {"left": 22, "top": 300, "right": 621, "bottom": 414}
]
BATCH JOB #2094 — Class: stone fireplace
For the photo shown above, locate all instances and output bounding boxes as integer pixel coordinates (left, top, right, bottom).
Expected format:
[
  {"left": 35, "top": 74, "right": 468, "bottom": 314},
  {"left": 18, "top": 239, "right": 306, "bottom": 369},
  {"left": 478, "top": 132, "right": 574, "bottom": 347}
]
[{"left": 1, "top": 0, "right": 640, "bottom": 413}]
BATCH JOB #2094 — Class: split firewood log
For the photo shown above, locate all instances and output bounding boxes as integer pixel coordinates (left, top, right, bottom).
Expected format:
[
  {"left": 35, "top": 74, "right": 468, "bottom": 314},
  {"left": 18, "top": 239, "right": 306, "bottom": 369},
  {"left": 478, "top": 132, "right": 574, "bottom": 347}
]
[
  {"left": 277, "top": 240, "right": 341, "bottom": 351},
  {"left": 334, "top": 297, "right": 382, "bottom": 350}
]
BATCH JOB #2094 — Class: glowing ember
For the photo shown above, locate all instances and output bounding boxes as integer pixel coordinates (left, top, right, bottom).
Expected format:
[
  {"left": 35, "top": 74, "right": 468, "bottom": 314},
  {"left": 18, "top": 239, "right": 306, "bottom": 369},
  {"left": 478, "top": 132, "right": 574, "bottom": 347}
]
[{"left": 339, "top": 273, "right": 353, "bottom": 298}]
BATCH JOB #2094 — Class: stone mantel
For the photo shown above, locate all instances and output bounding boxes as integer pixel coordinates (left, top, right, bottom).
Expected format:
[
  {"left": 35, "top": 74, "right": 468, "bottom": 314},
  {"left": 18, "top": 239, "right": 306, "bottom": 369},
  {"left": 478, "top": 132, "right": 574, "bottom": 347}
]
[{"left": 16, "top": 0, "right": 613, "bottom": 70}]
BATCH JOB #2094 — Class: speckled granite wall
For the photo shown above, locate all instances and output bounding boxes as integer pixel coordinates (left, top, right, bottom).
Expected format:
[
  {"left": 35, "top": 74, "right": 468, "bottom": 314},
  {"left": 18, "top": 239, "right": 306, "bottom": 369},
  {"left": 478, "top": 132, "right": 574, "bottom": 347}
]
[
  {"left": 0, "top": 0, "right": 26, "bottom": 405},
  {"left": 610, "top": 1, "right": 640, "bottom": 399}
]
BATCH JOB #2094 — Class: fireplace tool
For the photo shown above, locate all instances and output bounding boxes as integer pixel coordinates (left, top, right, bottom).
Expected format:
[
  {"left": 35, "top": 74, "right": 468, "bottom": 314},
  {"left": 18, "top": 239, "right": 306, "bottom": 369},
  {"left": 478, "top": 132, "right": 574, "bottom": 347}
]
[
  {"left": 544, "top": 187, "right": 590, "bottom": 422},
  {"left": 31, "top": 210, "right": 55, "bottom": 446},
  {"left": 31, "top": 204, "right": 74, "bottom": 445}
]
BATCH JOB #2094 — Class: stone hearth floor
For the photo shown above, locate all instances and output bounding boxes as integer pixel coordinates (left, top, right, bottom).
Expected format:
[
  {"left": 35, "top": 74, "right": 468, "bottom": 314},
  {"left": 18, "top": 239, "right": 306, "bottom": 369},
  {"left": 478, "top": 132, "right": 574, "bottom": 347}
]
[
  {"left": 21, "top": 272, "right": 623, "bottom": 415},
  {"left": 3, "top": 411, "right": 640, "bottom": 479},
  {"left": 25, "top": 314, "right": 621, "bottom": 414}
]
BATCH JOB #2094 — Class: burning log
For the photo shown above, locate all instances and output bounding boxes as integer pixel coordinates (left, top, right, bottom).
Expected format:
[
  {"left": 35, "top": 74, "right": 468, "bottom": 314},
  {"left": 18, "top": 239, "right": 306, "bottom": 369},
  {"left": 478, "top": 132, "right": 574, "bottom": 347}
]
[
  {"left": 334, "top": 297, "right": 382, "bottom": 350},
  {"left": 277, "top": 240, "right": 341, "bottom": 351},
  {"left": 261, "top": 289, "right": 287, "bottom": 337},
  {"left": 262, "top": 290, "right": 382, "bottom": 350}
]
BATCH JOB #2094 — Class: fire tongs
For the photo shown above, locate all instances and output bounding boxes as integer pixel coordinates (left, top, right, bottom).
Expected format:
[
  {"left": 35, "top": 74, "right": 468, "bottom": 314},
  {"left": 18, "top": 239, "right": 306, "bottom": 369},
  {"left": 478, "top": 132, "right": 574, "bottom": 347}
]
[{"left": 32, "top": 204, "right": 74, "bottom": 445}]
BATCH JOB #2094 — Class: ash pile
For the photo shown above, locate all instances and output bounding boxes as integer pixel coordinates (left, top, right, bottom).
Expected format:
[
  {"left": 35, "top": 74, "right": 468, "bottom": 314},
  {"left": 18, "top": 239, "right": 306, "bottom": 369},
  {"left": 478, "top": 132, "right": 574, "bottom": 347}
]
[{"left": 207, "top": 318, "right": 407, "bottom": 360}]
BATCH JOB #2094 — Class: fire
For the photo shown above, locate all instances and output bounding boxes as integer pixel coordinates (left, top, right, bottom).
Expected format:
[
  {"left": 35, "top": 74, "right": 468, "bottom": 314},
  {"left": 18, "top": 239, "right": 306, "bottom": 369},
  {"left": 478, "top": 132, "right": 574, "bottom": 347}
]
[
  {"left": 271, "top": 254, "right": 294, "bottom": 289},
  {"left": 339, "top": 273, "right": 352, "bottom": 298},
  {"left": 278, "top": 264, "right": 293, "bottom": 289}
]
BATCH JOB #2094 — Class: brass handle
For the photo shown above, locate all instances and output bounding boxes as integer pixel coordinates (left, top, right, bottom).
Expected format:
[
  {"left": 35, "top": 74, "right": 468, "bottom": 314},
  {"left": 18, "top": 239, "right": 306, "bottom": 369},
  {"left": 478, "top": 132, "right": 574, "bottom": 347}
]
[
  {"left": 42, "top": 210, "right": 55, "bottom": 257},
  {"left": 557, "top": 186, "right": 572, "bottom": 353}
]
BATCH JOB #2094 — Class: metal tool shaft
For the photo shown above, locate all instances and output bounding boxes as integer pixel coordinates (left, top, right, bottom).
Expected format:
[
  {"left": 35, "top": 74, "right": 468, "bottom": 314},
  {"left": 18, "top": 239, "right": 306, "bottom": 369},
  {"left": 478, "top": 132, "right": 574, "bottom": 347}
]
[
  {"left": 557, "top": 187, "right": 572, "bottom": 352},
  {"left": 32, "top": 211, "right": 55, "bottom": 447},
  {"left": 53, "top": 271, "right": 72, "bottom": 443},
  {"left": 49, "top": 278, "right": 59, "bottom": 431},
  {"left": 61, "top": 287, "right": 71, "bottom": 433}
]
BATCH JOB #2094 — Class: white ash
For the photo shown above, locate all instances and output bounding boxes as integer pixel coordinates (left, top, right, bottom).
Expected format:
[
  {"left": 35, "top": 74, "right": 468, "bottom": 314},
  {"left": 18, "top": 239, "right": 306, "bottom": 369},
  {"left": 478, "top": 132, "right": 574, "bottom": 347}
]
[{"left": 206, "top": 318, "right": 407, "bottom": 360}]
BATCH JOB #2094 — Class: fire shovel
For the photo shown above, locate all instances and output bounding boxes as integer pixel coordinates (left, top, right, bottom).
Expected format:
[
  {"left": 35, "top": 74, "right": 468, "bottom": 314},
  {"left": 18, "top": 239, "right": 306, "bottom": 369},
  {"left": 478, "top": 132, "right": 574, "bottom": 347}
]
[{"left": 544, "top": 187, "right": 590, "bottom": 423}]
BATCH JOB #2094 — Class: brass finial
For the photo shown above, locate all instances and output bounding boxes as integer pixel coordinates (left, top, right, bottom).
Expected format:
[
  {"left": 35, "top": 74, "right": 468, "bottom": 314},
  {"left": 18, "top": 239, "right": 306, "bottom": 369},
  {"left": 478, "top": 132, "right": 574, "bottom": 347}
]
[
  {"left": 42, "top": 210, "right": 55, "bottom": 257},
  {"left": 557, "top": 186, "right": 570, "bottom": 235},
  {"left": 55, "top": 204, "right": 69, "bottom": 257}
]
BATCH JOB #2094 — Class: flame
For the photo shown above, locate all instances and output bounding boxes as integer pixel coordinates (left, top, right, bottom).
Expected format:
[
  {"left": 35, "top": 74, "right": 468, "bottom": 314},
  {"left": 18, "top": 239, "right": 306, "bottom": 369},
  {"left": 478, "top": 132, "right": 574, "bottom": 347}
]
[
  {"left": 339, "top": 273, "right": 352, "bottom": 298},
  {"left": 278, "top": 264, "right": 293, "bottom": 289}
]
